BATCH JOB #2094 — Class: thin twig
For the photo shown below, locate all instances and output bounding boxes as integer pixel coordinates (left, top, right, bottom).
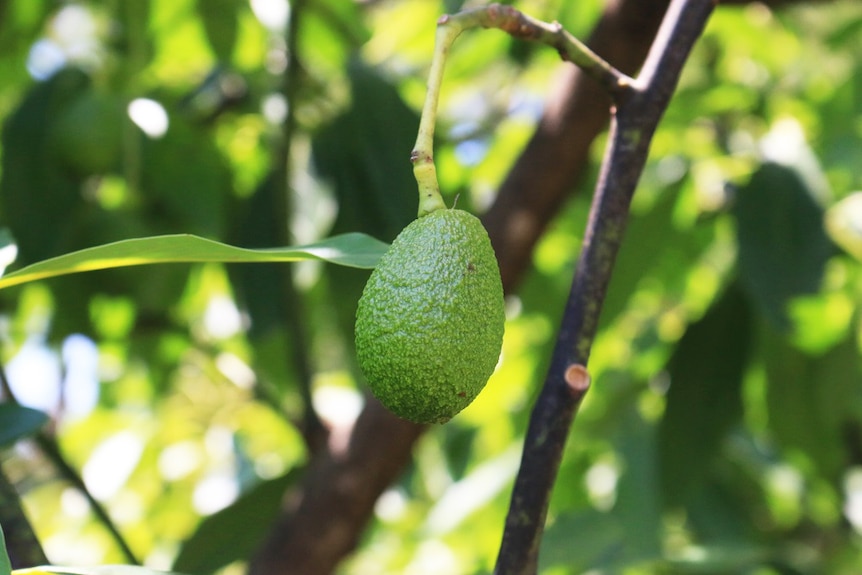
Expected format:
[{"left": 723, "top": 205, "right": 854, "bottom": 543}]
[
  {"left": 494, "top": 1, "right": 716, "bottom": 573},
  {"left": 466, "top": 3, "right": 631, "bottom": 96},
  {"left": 0, "top": 361, "right": 139, "bottom": 565},
  {"left": 0, "top": 467, "right": 48, "bottom": 568},
  {"left": 0, "top": 363, "right": 48, "bottom": 568},
  {"left": 33, "top": 434, "right": 140, "bottom": 565}
]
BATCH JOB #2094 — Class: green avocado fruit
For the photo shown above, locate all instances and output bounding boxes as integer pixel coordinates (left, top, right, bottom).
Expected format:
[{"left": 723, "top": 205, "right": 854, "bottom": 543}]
[
  {"left": 354, "top": 208, "right": 505, "bottom": 424},
  {"left": 50, "top": 90, "right": 125, "bottom": 175}
]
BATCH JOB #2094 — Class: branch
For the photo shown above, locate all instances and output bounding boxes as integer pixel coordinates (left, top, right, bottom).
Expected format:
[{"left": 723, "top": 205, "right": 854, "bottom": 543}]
[
  {"left": 248, "top": 399, "right": 425, "bottom": 575},
  {"left": 483, "top": 0, "right": 674, "bottom": 289},
  {"left": 0, "top": 362, "right": 138, "bottom": 565},
  {"left": 33, "top": 433, "right": 140, "bottom": 564},
  {"left": 0, "top": 461, "right": 48, "bottom": 568},
  {"left": 494, "top": 1, "right": 716, "bottom": 573}
]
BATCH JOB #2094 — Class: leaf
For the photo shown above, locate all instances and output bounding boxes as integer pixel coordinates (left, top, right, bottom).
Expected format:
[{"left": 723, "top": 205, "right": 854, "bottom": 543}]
[
  {"left": 659, "top": 283, "right": 752, "bottom": 507},
  {"left": 140, "top": 115, "right": 231, "bottom": 237},
  {"left": 539, "top": 508, "right": 625, "bottom": 571},
  {"left": 733, "top": 162, "right": 834, "bottom": 329},
  {"left": 613, "top": 404, "right": 662, "bottom": 561},
  {"left": 299, "top": 0, "right": 370, "bottom": 75},
  {"left": 313, "top": 62, "right": 419, "bottom": 243},
  {"left": 665, "top": 543, "right": 772, "bottom": 572},
  {"left": 231, "top": 176, "right": 293, "bottom": 337},
  {"left": 763, "top": 331, "right": 861, "bottom": 479},
  {"left": 196, "top": 0, "right": 239, "bottom": 61},
  {"left": 0, "top": 68, "right": 89, "bottom": 264},
  {"left": 0, "top": 405, "right": 48, "bottom": 447},
  {"left": 14, "top": 567, "right": 186, "bottom": 575},
  {"left": 601, "top": 184, "right": 700, "bottom": 329},
  {"left": 0, "top": 525, "right": 10, "bottom": 575},
  {"left": 172, "top": 471, "right": 300, "bottom": 575},
  {"left": 0, "top": 233, "right": 389, "bottom": 290},
  {"left": 116, "top": 0, "right": 152, "bottom": 75}
]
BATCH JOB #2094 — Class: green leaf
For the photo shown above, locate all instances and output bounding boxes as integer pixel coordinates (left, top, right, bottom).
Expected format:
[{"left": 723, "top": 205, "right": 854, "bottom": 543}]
[
  {"left": 601, "top": 184, "right": 703, "bottom": 329},
  {"left": 313, "top": 63, "right": 421, "bottom": 335},
  {"left": 231, "top": 176, "right": 293, "bottom": 337},
  {"left": 733, "top": 162, "right": 834, "bottom": 329},
  {"left": 763, "top": 331, "right": 861, "bottom": 479},
  {"left": 659, "top": 283, "right": 752, "bottom": 506},
  {"left": 313, "top": 62, "right": 419, "bottom": 242},
  {"left": 613, "top": 404, "right": 662, "bottom": 561},
  {"left": 0, "top": 233, "right": 389, "bottom": 290},
  {"left": 173, "top": 471, "right": 300, "bottom": 575},
  {"left": 0, "top": 68, "right": 90, "bottom": 264},
  {"left": 14, "top": 567, "right": 186, "bottom": 575},
  {"left": 299, "top": 0, "right": 370, "bottom": 75},
  {"left": 196, "top": 0, "right": 239, "bottom": 61},
  {"left": 0, "top": 524, "right": 11, "bottom": 575},
  {"left": 140, "top": 116, "right": 231, "bottom": 238},
  {"left": 665, "top": 543, "right": 772, "bottom": 572},
  {"left": 539, "top": 508, "right": 625, "bottom": 571},
  {"left": 0, "top": 405, "right": 48, "bottom": 447}
]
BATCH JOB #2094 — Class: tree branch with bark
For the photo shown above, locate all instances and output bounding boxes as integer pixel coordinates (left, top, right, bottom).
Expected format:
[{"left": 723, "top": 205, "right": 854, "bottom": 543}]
[{"left": 495, "top": 1, "right": 716, "bottom": 571}]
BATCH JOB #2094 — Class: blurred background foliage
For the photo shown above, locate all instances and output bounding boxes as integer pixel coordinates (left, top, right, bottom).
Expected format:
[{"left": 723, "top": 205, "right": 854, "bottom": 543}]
[{"left": 0, "top": 0, "right": 861, "bottom": 573}]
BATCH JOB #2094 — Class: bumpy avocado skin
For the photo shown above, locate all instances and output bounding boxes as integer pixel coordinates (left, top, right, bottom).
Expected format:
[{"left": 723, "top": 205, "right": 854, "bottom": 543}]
[{"left": 355, "top": 208, "right": 505, "bottom": 424}]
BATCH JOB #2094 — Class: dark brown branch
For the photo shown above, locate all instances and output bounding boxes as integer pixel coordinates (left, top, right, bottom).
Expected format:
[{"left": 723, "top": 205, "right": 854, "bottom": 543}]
[
  {"left": 248, "top": 400, "right": 425, "bottom": 575},
  {"left": 494, "top": 1, "right": 716, "bottom": 573}
]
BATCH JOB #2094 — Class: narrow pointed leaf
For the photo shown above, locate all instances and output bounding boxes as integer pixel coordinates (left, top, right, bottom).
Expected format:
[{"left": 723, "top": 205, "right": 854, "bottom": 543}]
[
  {"left": 173, "top": 471, "right": 300, "bottom": 575},
  {"left": 0, "top": 233, "right": 388, "bottom": 290},
  {"left": 14, "top": 567, "right": 186, "bottom": 575}
]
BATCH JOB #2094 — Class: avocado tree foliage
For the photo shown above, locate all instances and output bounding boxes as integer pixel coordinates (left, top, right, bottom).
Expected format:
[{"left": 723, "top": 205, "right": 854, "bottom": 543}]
[{"left": 1, "top": 0, "right": 862, "bottom": 574}]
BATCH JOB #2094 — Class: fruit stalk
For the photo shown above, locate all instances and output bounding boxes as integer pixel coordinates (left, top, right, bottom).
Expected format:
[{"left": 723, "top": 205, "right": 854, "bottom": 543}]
[
  {"left": 411, "top": 4, "right": 629, "bottom": 218},
  {"left": 411, "top": 20, "right": 463, "bottom": 217}
]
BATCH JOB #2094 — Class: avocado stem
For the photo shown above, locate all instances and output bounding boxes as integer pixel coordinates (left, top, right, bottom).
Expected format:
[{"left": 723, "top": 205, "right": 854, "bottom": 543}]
[
  {"left": 412, "top": 20, "right": 464, "bottom": 217},
  {"left": 411, "top": 5, "right": 629, "bottom": 219}
]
